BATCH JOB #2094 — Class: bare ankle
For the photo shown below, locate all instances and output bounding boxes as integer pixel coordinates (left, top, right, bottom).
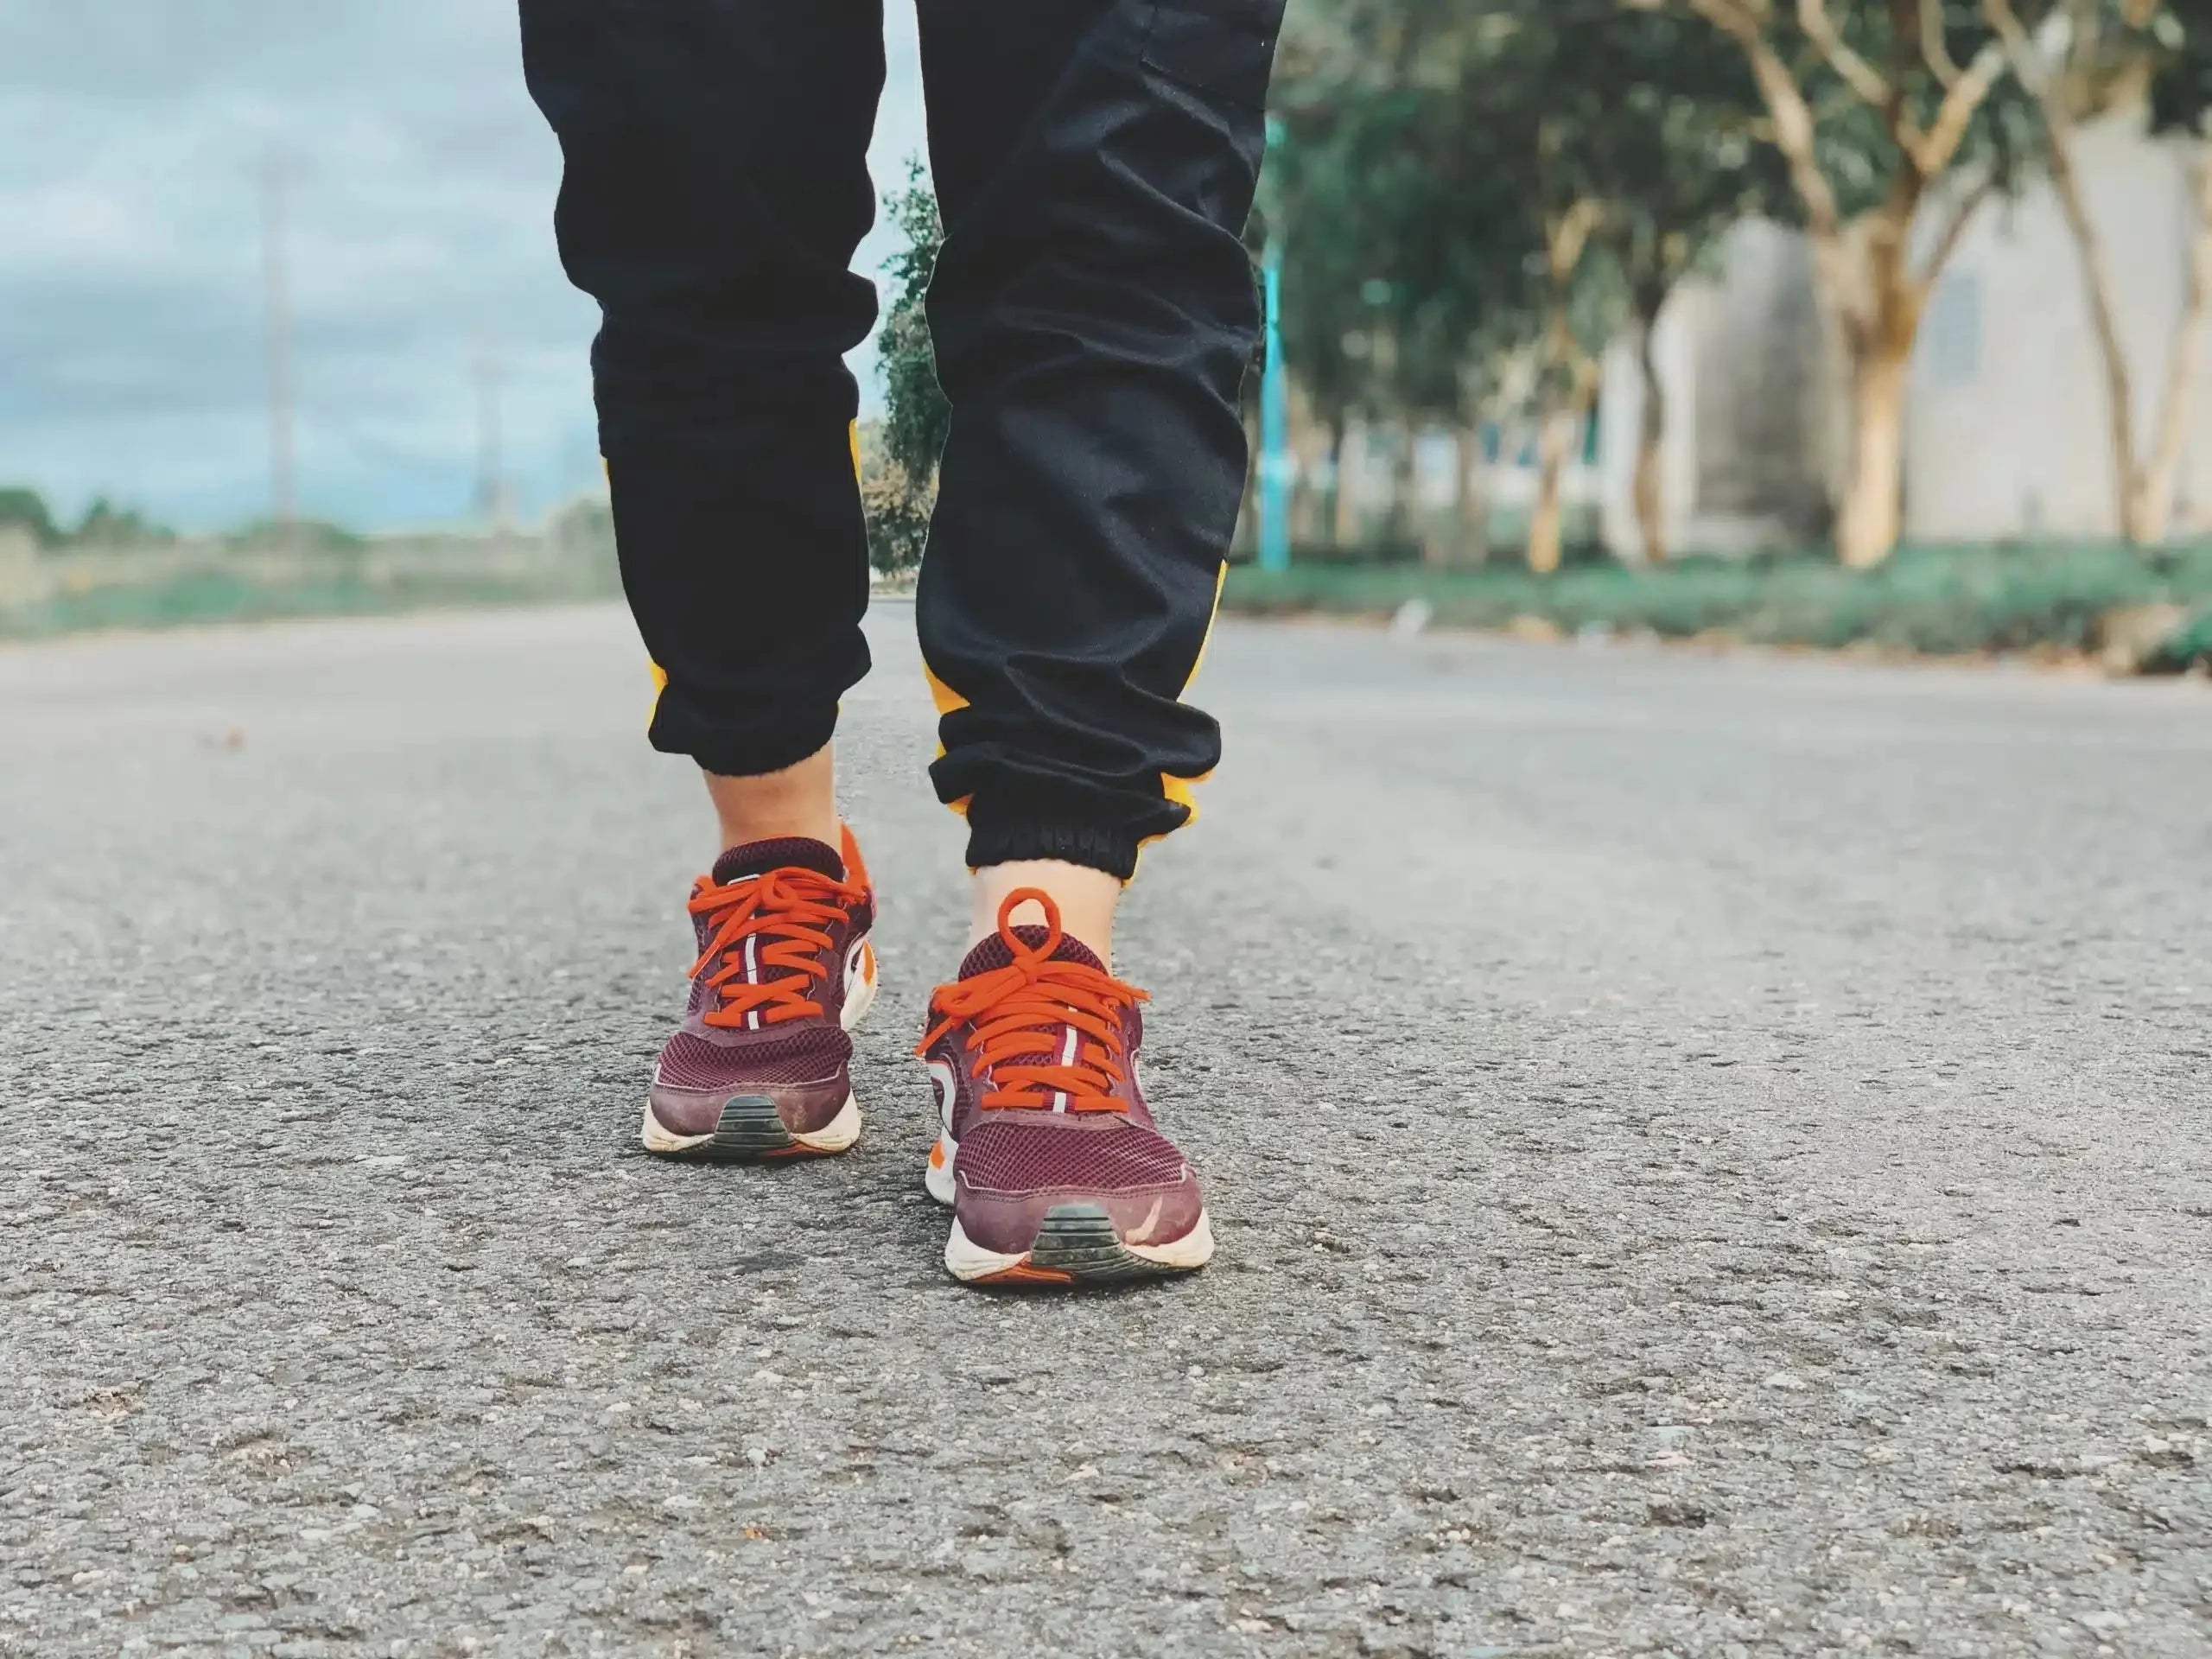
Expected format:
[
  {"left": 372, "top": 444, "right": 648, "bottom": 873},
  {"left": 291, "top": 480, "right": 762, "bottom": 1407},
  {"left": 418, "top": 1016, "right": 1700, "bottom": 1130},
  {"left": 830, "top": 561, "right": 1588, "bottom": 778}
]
[
  {"left": 970, "top": 860, "right": 1122, "bottom": 965},
  {"left": 704, "top": 742, "right": 839, "bottom": 855}
]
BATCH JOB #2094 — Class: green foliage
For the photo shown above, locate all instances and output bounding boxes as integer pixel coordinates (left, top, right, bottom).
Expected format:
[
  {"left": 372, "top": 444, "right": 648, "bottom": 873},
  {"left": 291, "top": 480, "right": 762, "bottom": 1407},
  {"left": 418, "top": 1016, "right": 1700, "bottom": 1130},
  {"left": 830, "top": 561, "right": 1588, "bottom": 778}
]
[
  {"left": 1266, "top": 79, "right": 1458, "bottom": 425},
  {"left": 0, "top": 538, "right": 624, "bottom": 641},
  {"left": 73, "top": 496, "right": 171, "bottom": 546},
  {"left": 2148, "top": 2, "right": 2212, "bottom": 139},
  {"left": 222, "top": 518, "right": 367, "bottom": 556},
  {"left": 0, "top": 489, "right": 177, "bottom": 550},
  {"left": 859, "top": 431, "right": 934, "bottom": 575},
  {"left": 1734, "top": 2, "right": 2036, "bottom": 221},
  {"left": 2152, "top": 602, "right": 2212, "bottom": 671},
  {"left": 879, "top": 160, "right": 950, "bottom": 490},
  {"left": 1226, "top": 540, "right": 2212, "bottom": 660},
  {"left": 1269, "top": 1, "right": 1785, "bottom": 425},
  {"left": 0, "top": 486, "right": 59, "bottom": 545},
  {"left": 868, "top": 160, "right": 948, "bottom": 575}
]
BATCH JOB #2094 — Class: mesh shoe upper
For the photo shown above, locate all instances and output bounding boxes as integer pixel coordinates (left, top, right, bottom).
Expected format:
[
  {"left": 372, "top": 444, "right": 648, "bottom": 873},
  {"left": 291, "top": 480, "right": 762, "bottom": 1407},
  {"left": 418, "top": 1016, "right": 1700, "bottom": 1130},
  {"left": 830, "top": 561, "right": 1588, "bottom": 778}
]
[
  {"left": 656, "top": 1027, "right": 849, "bottom": 1090},
  {"left": 647, "top": 830, "right": 873, "bottom": 1139},
  {"left": 918, "top": 892, "right": 1204, "bottom": 1255},
  {"left": 955, "top": 1115, "right": 1191, "bottom": 1195}
]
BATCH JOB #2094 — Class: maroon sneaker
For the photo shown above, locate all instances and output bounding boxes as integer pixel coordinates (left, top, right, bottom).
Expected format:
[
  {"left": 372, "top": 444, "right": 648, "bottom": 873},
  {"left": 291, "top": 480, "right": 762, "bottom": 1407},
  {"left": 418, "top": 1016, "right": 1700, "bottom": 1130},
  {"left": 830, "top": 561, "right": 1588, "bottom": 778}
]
[
  {"left": 639, "top": 825, "right": 878, "bottom": 1160},
  {"left": 915, "top": 888, "right": 1213, "bottom": 1287}
]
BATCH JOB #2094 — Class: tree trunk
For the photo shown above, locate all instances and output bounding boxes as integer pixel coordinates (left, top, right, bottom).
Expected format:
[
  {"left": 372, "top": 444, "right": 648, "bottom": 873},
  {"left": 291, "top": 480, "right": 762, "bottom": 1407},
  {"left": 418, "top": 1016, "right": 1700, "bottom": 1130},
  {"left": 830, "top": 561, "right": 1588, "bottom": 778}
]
[
  {"left": 1631, "top": 304, "right": 1669, "bottom": 563},
  {"left": 1452, "top": 424, "right": 1488, "bottom": 567},
  {"left": 1835, "top": 340, "right": 1910, "bottom": 569},
  {"left": 1236, "top": 408, "right": 1262, "bottom": 558},
  {"left": 1709, "top": 0, "right": 1999, "bottom": 563},
  {"left": 2135, "top": 149, "right": 2212, "bottom": 544},
  {"left": 1528, "top": 411, "right": 1571, "bottom": 575},
  {"left": 1289, "top": 398, "right": 1327, "bottom": 545},
  {"left": 1823, "top": 207, "right": 1930, "bottom": 570},
  {"left": 1387, "top": 416, "right": 1419, "bottom": 551},
  {"left": 2042, "top": 98, "right": 2149, "bottom": 542},
  {"left": 1332, "top": 423, "right": 1362, "bottom": 550},
  {"left": 1528, "top": 365, "right": 1598, "bottom": 575}
]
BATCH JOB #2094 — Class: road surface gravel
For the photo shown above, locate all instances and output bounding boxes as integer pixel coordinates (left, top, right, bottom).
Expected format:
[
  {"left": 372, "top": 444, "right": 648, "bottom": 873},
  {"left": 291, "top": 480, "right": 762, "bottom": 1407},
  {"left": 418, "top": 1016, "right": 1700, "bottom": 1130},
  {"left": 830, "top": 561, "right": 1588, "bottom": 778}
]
[{"left": 3, "top": 604, "right": 2208, "bottom": 1656}]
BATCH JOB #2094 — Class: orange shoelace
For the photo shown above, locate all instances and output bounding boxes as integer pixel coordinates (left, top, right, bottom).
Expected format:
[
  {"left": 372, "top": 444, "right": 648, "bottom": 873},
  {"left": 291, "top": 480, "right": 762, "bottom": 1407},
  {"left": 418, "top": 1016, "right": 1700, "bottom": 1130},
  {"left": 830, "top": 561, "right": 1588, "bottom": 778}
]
[
  {"left": 689, "top": 865, "right": 866, "bottom": 1028},
  {"left": 916, "top": 888, "right": 1147, "bottom": 1111}
]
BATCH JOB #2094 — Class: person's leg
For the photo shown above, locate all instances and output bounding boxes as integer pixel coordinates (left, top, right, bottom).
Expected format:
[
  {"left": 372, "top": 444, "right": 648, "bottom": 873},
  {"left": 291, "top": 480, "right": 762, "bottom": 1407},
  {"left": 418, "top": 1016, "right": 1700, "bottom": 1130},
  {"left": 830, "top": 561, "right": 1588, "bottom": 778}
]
[
  {"left": 522, "top": 0, "right": 886, "bottom": 1160},
  {"left": 912, "top": 0, "right": 1283, "bottom": 1285},
  {"left": 972, "top": 861, "right": 1122, "bottom": 963},
  {"left": 521, "top": 0, "right": 881, "bottom": 852},
  {"left": 705, "top": 747, "right": 839, "bottom": 856},
  {"left": 916, "top": 0, "right": 1280, "bottom": 936}
]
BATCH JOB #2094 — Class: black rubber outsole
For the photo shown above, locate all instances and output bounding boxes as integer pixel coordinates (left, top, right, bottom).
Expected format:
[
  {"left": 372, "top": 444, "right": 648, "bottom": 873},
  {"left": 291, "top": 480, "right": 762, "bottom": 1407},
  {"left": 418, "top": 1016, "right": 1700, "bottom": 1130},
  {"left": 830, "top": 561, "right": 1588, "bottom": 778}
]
[
  {"left": 714, "top": 1093, "right": 805, "bottom": 1158},
  {"left": 1010, "top": 1202, "right": 1190, "bottom": 1287}
]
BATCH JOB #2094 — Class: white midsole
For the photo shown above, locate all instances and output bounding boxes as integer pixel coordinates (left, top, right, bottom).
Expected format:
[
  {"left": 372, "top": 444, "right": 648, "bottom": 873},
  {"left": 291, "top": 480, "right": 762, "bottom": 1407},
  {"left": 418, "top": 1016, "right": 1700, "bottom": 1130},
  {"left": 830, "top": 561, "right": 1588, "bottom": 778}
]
[
  {"left": 943, "top": 1209, "right": 1216, "bottom": 1281},
  {"left": 840, "top": 938, "right": 878, "bottom": 1032},
  {"left": 924, "top": 1133, "right": 958, "bottom": 1205},
  {"left": 639, "top": 934, "right": 876, "bottom": 1154}
]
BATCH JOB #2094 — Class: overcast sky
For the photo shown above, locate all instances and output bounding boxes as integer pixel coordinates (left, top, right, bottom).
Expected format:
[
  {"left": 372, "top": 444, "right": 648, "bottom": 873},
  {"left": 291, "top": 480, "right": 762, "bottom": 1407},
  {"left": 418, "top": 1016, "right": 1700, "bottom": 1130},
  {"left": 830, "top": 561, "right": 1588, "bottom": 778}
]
[{"left": 0, "top": 2, "right": 928, "bottom": 532}]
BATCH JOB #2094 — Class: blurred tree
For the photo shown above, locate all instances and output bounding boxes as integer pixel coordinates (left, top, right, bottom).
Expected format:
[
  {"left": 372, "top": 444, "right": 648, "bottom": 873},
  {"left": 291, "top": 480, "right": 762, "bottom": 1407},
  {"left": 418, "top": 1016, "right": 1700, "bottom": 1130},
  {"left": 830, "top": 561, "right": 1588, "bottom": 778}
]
[
  {"left": 1273, "top": 0, "right": 1783, "bottom": 568},
  {"left": 2145, "top": 5, "right": 2212, "bottom": 537},
  {"left": 228, "top": 516, "right": 358, "bottom": 554},
  {"left": 858, "top": 445, "right": 934, "bottom": 575},
  {"left": 72, "top": 497, "right": 172, "bottom": 549},
  {"left": 0, "top": 487, "right": 59, "bottom": 547},
  {"left": 878, "top": 161, "right": 950, "bottom": 495},
  {"left": 1265, "top": 21, "right": 1433, "bottom": 553},
  {"left": 1275, "top": 1, "right": 1607, "bottom": 571},
  {"left": 1578, "top": 15, "right": 1789, "bottom": 562},
  {"left": 1985, "top": 0, "right": 2209, "bottom": 543},
  {"left": 872, "top": 161, "right": 947, "bottom": 574},
  {"left": 1628, "top": 0, "right": 2034, "bottom": 567}
]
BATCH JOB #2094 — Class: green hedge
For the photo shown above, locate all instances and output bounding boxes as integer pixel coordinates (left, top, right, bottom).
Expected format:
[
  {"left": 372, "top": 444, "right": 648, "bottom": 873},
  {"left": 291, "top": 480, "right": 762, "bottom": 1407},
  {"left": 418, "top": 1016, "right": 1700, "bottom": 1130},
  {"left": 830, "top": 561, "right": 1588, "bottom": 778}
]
[
  {"left": 1, "top": 565, "right": 624, "bottom": 642},
  {"left": 1224, "top": 543, "right": 2212, "bottom": 665}
]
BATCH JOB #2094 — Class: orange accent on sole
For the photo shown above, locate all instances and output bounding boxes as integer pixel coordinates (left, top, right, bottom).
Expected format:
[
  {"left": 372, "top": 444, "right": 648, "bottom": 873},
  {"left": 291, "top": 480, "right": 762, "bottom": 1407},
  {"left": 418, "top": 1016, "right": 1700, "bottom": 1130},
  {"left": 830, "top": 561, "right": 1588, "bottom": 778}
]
[
  {"left": 977, "top": 1262, "right": 1077, "bottom": 1287},
  {"left": 928, "top": 1142, "right": 947, "bottom": 1170}
]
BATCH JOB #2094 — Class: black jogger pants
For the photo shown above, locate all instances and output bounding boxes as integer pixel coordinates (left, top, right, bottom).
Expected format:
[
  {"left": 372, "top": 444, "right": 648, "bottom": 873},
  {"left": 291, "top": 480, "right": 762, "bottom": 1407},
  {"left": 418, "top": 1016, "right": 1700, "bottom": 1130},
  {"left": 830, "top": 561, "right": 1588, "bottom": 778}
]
[{"left": 520, "top": 0, "right": 1284, "bottom": 880}]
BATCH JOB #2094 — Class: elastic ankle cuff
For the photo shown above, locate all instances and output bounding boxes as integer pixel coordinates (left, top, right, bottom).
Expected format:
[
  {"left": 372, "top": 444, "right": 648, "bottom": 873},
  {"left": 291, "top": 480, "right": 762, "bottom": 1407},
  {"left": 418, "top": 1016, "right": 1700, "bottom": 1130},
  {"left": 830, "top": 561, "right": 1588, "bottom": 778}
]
[
  {"left": 653, "top": 702, "right": 839, "bottom": 781},
  {"left": 964, "top": 816, "right": 1141, "bottom": 882}
]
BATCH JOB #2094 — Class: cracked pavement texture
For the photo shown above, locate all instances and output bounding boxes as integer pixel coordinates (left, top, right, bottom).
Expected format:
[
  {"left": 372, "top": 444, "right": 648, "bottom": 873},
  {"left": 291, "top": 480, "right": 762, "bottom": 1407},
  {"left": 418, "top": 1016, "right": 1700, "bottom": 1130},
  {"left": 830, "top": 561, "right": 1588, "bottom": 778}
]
[{"left": 3, "top": 604, "right": 2209, "bottom": 1658}]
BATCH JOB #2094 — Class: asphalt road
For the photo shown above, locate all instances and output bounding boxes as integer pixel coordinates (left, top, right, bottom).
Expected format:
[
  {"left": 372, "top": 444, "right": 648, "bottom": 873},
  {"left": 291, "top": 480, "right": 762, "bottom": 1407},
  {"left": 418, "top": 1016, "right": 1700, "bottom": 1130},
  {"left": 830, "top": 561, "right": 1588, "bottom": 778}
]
[{"left": 4, "top": 603, "right": 2209, "bottom": 1658}]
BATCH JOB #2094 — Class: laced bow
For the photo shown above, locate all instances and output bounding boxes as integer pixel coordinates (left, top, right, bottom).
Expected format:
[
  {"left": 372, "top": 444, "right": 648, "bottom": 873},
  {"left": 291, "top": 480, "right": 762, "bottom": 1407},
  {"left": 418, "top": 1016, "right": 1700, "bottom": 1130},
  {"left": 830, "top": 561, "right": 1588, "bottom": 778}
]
[{"left": 917, "top": 888, "right": 1147, "bottom": 1110}]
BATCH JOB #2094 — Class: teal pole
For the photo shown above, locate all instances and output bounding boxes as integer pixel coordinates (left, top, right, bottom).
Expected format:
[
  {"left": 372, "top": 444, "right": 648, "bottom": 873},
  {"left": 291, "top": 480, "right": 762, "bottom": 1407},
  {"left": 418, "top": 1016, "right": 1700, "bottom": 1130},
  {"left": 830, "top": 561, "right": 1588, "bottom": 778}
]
[
  {"left": 1256, "top": 115, "right": 1291, "bottom": 574},
  {"left": 1258, "top": 239, "right": 1291, "bottom": 573}
]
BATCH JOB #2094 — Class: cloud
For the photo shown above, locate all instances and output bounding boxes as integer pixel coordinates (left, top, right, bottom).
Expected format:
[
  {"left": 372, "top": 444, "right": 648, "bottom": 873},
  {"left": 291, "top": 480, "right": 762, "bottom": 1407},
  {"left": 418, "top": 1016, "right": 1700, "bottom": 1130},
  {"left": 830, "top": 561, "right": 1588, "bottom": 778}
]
[{"left": 0, "top": 0, "right": 928, "bottom": 531}]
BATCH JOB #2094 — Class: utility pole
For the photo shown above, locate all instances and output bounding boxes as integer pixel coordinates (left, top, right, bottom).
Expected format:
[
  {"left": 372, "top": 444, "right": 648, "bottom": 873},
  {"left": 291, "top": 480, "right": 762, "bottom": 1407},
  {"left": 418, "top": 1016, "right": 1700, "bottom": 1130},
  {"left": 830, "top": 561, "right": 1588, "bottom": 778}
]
[
  {"left": 1257, "top": 117, "right": 1293, "bottom": 575},
  {"left": 260, "top": 149, "right": 297, "bottom": 548},
  {"left": 473, "top": 339, "right": 508, "bottom": 537}
]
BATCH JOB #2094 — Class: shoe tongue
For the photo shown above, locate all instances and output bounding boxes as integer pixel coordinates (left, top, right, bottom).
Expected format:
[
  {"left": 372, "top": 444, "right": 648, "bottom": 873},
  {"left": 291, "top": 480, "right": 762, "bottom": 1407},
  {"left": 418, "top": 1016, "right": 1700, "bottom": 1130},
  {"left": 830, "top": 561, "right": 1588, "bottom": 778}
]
[
  {"left": 957, "top": 924, "right": 1105, "bottom": 981},
  {"left": 711, "top": 836, "right": 844, "bottom": 887}
]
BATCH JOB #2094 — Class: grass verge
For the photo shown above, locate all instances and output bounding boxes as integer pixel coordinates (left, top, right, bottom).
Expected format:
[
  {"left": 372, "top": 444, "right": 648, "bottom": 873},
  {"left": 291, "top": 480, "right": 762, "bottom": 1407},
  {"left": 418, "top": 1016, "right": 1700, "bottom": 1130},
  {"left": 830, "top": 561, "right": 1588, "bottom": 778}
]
[
  {"left": 0, "top": 564, "right": 621, "bottom": 643},
  {"left": 1222, "top": 543, "right": 2212, "bottom": 670}
]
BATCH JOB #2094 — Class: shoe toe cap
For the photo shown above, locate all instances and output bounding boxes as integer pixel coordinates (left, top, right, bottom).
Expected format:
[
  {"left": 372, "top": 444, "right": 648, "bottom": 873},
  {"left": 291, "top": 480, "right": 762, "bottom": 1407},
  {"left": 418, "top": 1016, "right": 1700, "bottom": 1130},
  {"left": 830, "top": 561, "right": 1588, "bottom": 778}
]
[
  {"left": 648, "top": 1074, "right": 849, "bottom": 1138},
  {"left": 951, "top": 1118, "right": 1205, "bottom": 1255}
]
